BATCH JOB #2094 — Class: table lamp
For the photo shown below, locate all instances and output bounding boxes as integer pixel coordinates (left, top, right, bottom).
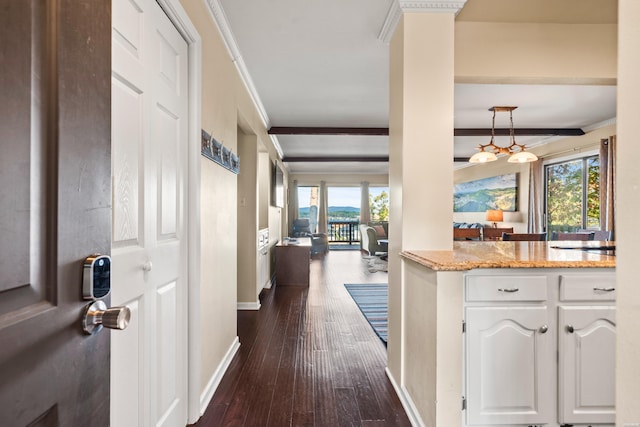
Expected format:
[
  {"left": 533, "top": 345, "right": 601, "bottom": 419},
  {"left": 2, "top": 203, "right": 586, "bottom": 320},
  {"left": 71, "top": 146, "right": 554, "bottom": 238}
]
[{"left": 486, "top": 209, "right": 503, "bottom": 228}]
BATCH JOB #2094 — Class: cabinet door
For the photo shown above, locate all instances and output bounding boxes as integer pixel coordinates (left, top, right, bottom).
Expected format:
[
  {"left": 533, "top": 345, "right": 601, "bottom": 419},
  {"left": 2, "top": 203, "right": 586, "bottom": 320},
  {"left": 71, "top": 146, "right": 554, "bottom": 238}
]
[
  {"left": 559, "top": 306, "right": 616, "bottom": 425},
  {"left": 466, "top": 307, "right": 554, "bottom": 425}
]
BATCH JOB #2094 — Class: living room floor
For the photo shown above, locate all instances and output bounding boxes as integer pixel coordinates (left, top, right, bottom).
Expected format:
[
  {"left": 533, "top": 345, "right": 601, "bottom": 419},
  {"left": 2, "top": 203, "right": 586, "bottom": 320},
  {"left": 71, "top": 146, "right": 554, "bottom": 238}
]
[{"left": 193, "top": 250, "right": 408, "bottom": 426}]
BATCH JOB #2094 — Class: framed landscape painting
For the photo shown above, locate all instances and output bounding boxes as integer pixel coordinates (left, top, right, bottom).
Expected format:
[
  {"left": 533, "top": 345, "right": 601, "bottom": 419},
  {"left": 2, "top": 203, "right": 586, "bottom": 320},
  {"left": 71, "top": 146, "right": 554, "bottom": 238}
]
[{"left": 454, "top": 173, "right": 518, "bottom": 212}]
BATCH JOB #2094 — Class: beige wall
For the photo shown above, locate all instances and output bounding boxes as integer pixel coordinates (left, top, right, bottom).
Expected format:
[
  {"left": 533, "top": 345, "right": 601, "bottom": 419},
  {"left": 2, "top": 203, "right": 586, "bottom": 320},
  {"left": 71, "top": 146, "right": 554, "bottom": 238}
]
[
  {"left": 455, "top": 22, "right": 617, "bottom": 84},
  {"left": 237, "top": 130, "right": 259, "bottom": 304},
  {"left": 180, "top": 0, "right": 285, "bottom": 401},
  {"left": 616, "top": 0, "right": 640, "bottom": 424}
]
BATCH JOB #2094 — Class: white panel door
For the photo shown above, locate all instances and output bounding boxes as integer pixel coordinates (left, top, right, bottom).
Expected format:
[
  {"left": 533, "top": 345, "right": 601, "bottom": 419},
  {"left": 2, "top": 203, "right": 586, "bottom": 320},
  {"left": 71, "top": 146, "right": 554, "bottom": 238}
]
[
  {"left": 111, "top": 0, "right": 189, "bottom": 425},
  {"left": 466, "top": 307, "right": 554, "bottom": 426},
  {"left": 559, "top": 306, "right": 616, "bottom": 425}
]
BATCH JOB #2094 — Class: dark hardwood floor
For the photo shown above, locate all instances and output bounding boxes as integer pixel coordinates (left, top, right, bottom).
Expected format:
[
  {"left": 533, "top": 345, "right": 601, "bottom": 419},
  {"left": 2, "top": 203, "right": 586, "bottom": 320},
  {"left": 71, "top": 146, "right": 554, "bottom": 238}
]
[{"left": 194, "top": 250, "right": 410, "bottom": 426}]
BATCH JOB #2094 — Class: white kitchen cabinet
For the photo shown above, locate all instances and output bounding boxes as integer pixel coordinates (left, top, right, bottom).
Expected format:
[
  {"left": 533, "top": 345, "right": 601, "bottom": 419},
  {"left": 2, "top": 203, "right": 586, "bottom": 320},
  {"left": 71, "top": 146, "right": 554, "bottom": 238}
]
[
  {"left": 557, "top": 273, "right": 616, "bottom": 425},
  {"left": 466, "top": 307, "right": 554, "bottom": 426},
  {"left": 558, "top": 307, "right": 616, "bottom": 425},
  {"left": 464, "top": 270, "right": 616, "bottom": 427}
]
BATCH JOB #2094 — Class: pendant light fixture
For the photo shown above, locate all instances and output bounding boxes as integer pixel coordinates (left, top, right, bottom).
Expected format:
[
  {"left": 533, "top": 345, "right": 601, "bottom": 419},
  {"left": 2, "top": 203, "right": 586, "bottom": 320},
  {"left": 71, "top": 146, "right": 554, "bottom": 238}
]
[{"left": 469, "top": 106, "right": 539, "bottom": 164}]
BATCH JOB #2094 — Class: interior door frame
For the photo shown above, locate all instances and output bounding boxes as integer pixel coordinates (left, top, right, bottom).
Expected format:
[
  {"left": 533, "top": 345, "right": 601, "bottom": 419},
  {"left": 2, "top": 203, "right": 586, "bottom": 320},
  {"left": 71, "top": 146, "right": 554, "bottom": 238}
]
[{"left": 144, "top": 1, "right": 202, "bottom": 423}]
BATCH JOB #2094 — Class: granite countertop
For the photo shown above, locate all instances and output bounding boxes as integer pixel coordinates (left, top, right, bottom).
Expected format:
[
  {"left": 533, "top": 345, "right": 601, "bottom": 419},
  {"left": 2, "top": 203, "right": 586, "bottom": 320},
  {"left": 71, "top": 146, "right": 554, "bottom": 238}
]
[{"left": 401, "top": 241, "right": 616, "bottom": 271}]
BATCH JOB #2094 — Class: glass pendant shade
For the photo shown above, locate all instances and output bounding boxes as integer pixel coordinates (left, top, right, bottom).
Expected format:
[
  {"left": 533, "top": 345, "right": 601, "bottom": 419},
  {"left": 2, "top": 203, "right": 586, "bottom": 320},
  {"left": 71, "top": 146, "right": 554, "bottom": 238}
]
[
  {"left": 469, "top": 151, "right": 498, "bottom": 163},
  {"left": 508, "top": 151, "right": 538, "bottom": 163}
]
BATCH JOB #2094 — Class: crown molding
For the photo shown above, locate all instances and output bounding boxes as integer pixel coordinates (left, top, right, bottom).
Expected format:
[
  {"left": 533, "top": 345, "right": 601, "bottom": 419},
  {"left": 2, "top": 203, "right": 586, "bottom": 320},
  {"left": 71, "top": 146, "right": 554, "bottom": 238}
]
[
  {"left": 269, "top": 135, "right": 284, "bottom": 159},
  {"left": 205, "top": 0, "right": 270, "bottom": 129},
  {"left": 378, "top": 0, "right": 468, "bottom": 44},
  {"left": 582, "top": 117, "right": 617, "bottom": 133}
]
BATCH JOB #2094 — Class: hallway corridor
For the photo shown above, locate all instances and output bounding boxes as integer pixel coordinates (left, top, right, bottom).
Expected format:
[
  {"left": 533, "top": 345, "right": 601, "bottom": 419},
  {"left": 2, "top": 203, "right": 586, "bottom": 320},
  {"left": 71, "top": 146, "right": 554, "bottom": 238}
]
[{"left": 194, "top": 250, "right": 410, "bottom": 426}]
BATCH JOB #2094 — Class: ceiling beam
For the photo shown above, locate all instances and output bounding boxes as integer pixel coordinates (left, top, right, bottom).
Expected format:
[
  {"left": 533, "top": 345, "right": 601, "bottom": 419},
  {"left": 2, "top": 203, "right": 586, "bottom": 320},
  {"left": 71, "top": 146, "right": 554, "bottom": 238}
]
[
  {"left": 268, "top": 126, "right": 585, "bottom": 136},
  {"left": 269, "top": 127, "right": 389, "bottom": 136},
  {"left": 455, "top": 128, "right": 585, "bottom": 136},
  {"left": 283, "top": 156, "right": 389, "bottom": 162},
  {"left": 283, "top": 156, "right": 472, "bottom": 162}
]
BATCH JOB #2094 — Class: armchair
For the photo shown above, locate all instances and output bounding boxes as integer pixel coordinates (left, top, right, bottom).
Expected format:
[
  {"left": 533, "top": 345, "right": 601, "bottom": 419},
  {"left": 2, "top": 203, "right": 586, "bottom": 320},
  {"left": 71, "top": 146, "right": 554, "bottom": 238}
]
[
  {"left": 291, "top": 218, "right": 328, "bottom": 256},
  {"left": 359, "top": 224, "right": 388, "bottom": 255}
]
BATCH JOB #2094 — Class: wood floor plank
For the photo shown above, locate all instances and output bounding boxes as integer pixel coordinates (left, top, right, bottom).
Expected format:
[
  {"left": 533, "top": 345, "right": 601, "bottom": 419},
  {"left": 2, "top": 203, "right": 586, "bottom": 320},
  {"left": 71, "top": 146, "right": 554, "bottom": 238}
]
[
  {"left": 195, "top": 250, "right": 409, "bottom": 426},
  {"left": 292, "top": 298, "right": 315, "bottom": 424},
  {"left": 335, "top": 387, "right": 362, "bottom": 426},
  {"left": 220, "top": 300, "right": 283, "bottom": 425},
  {"left": 266, "top": 337, "right": 297, "bottom": 426},
  {"left": 313, "top": 349, "right": 339, "bottom": 425},
  {"left": 243, "top": 292, "right": 293, "bottom": 426},
  {"left": 343, "top": 341, "right": 385, "bottom": 421}
]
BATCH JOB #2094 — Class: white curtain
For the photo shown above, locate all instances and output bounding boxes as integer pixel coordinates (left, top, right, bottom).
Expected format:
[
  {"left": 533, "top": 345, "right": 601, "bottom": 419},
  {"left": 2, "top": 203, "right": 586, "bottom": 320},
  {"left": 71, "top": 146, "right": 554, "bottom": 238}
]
[
  {"left": 527, "top": 159, "right": 544, "bottom": 233},
  {"left": 318, "top": 181, "right": 328, "bottom": 234},
  {"left": 360, "top": 181, "right": 371, "bottom": 224},
  {"left": 600, "top": 136, "right": 616, "bottom": 239},
  {"left": 289, "top": 179, "right": 299, "bottom": 235}
]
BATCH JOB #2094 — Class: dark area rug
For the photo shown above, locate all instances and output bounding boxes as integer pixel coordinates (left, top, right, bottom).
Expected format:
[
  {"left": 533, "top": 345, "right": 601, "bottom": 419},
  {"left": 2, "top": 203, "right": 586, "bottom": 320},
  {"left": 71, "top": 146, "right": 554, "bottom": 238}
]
[{"left": 344, "top": 283, "right": 388, "bottom": 344}]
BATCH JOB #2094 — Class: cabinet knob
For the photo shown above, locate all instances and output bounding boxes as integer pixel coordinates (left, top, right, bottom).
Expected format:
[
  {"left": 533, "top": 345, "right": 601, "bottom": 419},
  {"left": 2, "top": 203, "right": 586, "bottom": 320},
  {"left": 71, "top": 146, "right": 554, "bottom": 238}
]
[
  {"left": 566, "top": 325, "right": 575, "bottom": 333},
  {"left": 538, "top": 325, "right": 548, "bottom": 334}
]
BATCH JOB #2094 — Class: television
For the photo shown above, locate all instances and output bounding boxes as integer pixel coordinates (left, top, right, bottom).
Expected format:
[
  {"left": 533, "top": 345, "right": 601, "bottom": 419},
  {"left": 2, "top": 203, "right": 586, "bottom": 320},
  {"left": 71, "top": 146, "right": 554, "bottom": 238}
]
[{"left": 272, "top": 161, "right": 285, "bottom": 208}]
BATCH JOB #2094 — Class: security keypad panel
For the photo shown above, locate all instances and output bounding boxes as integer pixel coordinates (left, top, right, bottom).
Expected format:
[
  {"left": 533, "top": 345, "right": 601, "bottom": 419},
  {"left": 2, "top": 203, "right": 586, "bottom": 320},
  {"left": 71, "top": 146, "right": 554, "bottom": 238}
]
[{"left": 82, "top": 254, "right": 111, "bottom": 300}]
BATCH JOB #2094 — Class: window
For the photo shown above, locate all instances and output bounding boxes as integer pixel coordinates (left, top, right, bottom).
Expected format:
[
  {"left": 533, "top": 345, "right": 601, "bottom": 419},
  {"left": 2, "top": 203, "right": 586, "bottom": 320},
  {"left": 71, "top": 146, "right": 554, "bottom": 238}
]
[
  {"left": 327, "top": 187, "right": 360, "bottom": 222},
  {"left": 545, "top": 155, "right": 600, "bottom": 234},
  {"left": 369, "top": 187, "right": 389, "bottom": 221}
]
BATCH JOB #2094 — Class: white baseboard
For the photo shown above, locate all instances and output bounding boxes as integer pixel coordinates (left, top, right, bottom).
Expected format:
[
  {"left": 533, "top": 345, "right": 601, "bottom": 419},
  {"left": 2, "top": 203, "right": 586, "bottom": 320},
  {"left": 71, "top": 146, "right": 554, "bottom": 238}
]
[
  {"left": 237, "top": 301, "right": 261, "bottom": 310},
  {"left": 385, "top": 367, "right": 425, "bottom": 427},
  {"left": 263, "top": 274, "right": 275, "bottom": 289},
  {"left": 199, "top": 337, "right": 240, "bottom": 415}
]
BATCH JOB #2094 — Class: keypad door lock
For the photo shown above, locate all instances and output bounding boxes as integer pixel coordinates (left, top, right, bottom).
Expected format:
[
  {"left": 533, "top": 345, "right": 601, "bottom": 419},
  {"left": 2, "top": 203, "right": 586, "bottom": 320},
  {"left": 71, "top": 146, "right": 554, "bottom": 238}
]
[
  {"left": 81, "top": 254, "right": 130, "bottom": 335},
  {"left": 83, "top": 254, "right": 111, "bottom": 300}
]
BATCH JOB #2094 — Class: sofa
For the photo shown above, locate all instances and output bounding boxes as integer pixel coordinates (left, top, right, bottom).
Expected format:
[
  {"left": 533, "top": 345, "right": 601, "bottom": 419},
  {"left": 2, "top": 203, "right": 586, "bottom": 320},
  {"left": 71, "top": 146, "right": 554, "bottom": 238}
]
[{"left": 359, "top": 223, "right": 388, "bottom": 255}]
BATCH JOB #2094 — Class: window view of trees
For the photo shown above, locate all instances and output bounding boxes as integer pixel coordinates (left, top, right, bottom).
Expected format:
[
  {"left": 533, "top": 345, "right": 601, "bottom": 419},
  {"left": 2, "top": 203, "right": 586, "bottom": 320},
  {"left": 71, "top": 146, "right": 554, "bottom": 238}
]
[
  {"left": 370, "top": 189, "right": 389, "bottom": 221},
  {"left": 545, "top": 155, "right": 600, "bottom": 233}
]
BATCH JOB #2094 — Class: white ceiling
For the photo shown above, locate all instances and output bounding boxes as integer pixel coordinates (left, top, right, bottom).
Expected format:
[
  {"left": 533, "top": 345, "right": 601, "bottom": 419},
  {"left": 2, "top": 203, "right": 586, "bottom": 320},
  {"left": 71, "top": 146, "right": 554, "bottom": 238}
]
[{"left": 217, "top": 0, "right": 617, "bottom": 175}]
